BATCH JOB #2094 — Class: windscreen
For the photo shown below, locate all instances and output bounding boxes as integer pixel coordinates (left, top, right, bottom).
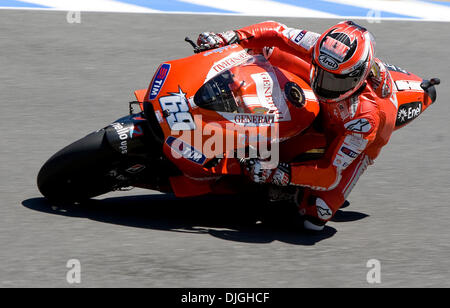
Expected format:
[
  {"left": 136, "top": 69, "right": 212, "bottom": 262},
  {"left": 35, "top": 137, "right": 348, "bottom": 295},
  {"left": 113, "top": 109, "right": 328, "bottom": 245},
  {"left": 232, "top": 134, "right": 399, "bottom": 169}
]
[
  {"left": 194, "top": 70, "right": 238, "bottom": 113},
  {"left": 194, "top": 54, "right": 277, "bottom": 113}
]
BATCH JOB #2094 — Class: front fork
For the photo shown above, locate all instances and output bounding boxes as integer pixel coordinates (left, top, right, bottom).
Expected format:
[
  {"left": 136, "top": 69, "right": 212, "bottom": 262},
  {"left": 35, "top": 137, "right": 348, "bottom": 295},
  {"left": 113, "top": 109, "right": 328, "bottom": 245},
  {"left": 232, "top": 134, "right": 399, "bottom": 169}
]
[
  {"left": 105, "top": 113, "right": 151, "bottom": 157},
  {"left": 103, "top": 112, "right": 179, "bottom": 192}
]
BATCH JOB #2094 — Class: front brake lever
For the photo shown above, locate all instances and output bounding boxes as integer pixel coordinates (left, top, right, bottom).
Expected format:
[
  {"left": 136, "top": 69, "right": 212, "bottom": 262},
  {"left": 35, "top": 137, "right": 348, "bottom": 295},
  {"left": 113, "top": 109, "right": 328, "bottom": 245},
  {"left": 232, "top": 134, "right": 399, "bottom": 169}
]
[
  {"left": 185, "top": 36, "right": 210, "bottom": 54},
  {"left": 184, "top": 37, "right": 197, "bottom": 49}
]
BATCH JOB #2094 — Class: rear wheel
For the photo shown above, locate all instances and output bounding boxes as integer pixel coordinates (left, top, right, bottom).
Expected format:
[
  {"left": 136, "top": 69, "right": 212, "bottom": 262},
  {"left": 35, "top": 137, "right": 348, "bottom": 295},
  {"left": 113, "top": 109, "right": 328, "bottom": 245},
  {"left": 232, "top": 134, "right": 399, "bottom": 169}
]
[{"left": 37, "top": 129, "right": 123, "bottom": 203}]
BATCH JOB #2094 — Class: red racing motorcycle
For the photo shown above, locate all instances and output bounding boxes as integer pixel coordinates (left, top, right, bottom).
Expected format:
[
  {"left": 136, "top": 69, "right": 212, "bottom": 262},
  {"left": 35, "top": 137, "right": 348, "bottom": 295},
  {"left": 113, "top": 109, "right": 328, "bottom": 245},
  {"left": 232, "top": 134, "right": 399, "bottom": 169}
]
[{"left": 37, "top": 39, "right": 439, "bottom": 204}]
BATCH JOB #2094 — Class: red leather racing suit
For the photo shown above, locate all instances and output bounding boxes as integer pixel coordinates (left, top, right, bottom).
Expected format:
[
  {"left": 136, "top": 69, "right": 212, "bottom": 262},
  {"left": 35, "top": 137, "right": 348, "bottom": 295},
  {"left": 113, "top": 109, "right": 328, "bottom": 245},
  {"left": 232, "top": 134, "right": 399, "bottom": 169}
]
[{"left": 235, "top": 21, "right": 398, "bottom": 228}]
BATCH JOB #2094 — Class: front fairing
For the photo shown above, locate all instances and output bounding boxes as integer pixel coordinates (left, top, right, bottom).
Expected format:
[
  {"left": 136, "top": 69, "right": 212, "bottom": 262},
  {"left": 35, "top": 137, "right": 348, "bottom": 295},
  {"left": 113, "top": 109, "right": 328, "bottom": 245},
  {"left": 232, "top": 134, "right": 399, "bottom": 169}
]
[
  {"left": 144, "top": 45, "right": 320, "bottom": 178},
  {"left": 383, "top": 62, "right": 437, "bottom": 130}
]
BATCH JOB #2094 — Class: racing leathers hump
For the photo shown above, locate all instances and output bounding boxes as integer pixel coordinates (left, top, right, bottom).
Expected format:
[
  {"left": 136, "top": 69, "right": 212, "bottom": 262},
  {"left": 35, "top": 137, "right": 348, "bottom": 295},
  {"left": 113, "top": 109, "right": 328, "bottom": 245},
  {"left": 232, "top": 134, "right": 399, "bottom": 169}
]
[{"left": 235, "top": 21, "right": 320, "bottom": 63}]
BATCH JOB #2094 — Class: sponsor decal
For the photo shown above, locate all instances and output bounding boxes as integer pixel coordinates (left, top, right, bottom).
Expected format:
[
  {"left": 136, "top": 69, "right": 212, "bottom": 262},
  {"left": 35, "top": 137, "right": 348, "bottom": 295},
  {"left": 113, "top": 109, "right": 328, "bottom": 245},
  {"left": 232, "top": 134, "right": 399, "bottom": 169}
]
[
  {"left": 346, "top": 134, "right": 368, "bottom": 150},
  {"left": 383, "top": 63, "right": 410, "bottom": 75},
  {"left": 336, "top": 102, "right": 349, "bottom": 120},
  {"left": 111, "top": 122, "right": 133, "bottom": 154},
  {"left": 256, "top": 72, "right": 277, "bottom": 110},
  {"left": 333, "top": 158, "right": 349, "bottom": 169},
  {"left": 149, "top": 63, "right": 170, "bottom": 100},
  {"left": 341, "top": 146, "right": 358, "bottom": 158},
  {"left": 126, "top": 164, "right": 146, "bottom": 174},
  {"left": 205, "top": 50, "right": 252, "bottom": 81},
  {"left": 395, "top": 80, "right": 423, "bottom": 92},
  {"left": 154, "top": 110, "right": 164, "bottom": 123},
  {"left": 166, "top": 136, "right": 206, "bottom": 165},
  {"left": 298, "top": 31, "right": 320, "bottom": 50},
  {"left": 294, "top": 30, "right": 307, "bottom": 43},
  {"left": 283, "top": 27, "right": 319, "bottom": 50},
  {"left": 129, "top": 125, "right": 143, "bottom": 138},
  {"left": 203, "top": 44, "right": 238, "bottom": 57},
  {"left": 282, "top": 27, "right": 300, "bottom": 41},
  {"left": 159, "top": 87, "right": 196, "bottom": 131},
  {"left": 333, "top": 135, "right": 367, "bottom": 169},
  {"left": 284, "top": 82, "right": 305, "bottom": 108},
  {"left": 316, "top": 198, "right": 332, "bottom": 220},
  {"left": 252, "top": 107, "right": 269, "bottom": 114},
  {"left": 320, "top": 36, "right": 350, "bottom": 62},
  {"left": 132, "top": 116, "right": 147, "bottom": 121},
  {"left": 218, "top": 112, "right": 275, "bottom": 127},
  {"left": 396, "top": 101, "right": 422, "bottom": 126},
  {"left": 318, "top": 54, "right": 339, "bottom": 70},
  {"left": 335, "top": 97, "right": 357, "bottom": 121},
  {"left": 344, "top": 118, "right": 372, "bottom": 133},
  {"left": 272, "top": 168, "right": 290, "bottom": 186},
  {"left": 251, "top": 72, "right": 291, "bottom": 121},
  {"left": 234, "top": 113, "right": 275, "bottom": 125}
]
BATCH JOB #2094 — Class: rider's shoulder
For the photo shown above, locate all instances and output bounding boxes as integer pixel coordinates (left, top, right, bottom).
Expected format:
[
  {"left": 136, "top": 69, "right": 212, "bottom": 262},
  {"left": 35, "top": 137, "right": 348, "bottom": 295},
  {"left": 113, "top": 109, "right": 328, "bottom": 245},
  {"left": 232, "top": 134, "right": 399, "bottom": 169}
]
[
  {"left": 341, "top": 92, "right": 380, "bottom": 135},
  {"left": 367, "top": 58, "right": 394, "bottom": 99}
]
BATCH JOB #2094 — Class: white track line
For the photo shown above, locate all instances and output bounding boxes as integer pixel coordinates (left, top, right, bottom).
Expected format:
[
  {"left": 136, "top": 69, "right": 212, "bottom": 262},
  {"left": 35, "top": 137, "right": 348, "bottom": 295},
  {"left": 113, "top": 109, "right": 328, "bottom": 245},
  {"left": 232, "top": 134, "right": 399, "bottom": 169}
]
[
  {"left": 178, "top": 0, "right": 339, "bottom": 18},
  {"left": 327, "top": 0, "right": 450, "bottom": 21},
  {"left": 4, "top": 0, "right": 450, "bottom": 21},
  {"left": 17, "top": 0, "right": 159, "bottom": 13}
]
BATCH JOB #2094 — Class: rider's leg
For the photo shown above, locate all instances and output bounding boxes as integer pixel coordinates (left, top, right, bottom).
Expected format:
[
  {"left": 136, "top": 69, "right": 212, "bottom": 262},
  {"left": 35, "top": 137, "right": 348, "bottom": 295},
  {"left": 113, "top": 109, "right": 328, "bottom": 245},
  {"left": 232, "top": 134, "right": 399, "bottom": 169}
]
[{"left": 297, "top": 154, "right": 372, "bottom": 231}]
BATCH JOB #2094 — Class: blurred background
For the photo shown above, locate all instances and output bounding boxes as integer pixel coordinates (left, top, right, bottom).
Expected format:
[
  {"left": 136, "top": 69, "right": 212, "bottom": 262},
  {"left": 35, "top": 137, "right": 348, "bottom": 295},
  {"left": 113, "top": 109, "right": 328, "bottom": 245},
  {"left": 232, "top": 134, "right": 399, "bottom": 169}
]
[
  {"left": 0, "top": 0, "right": 449, "bottom": 288},
  {"left": 1, "top": 0, "right": 450, "bottom": 20}
]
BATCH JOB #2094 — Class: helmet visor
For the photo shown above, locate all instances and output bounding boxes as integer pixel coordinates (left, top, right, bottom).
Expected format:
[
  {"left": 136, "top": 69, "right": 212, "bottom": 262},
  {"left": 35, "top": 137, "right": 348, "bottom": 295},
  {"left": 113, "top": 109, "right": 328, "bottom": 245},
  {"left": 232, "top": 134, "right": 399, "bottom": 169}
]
[{"left": 312, "top": 64, "right": 365, "bottom": 100}]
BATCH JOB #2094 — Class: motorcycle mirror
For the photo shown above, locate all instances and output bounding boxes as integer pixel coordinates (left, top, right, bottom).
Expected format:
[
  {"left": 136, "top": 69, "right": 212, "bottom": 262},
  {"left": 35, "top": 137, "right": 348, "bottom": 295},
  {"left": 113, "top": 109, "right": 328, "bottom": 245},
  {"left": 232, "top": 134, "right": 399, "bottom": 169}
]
[
  {"left": 421, "top": 77, "right": 440, "bottom": 90},
  {"left": 421, "top": 77, "right": 440, "bottom": 103},
  {"left": 430, "top": 78, "right": 440, "bottom": 86}
]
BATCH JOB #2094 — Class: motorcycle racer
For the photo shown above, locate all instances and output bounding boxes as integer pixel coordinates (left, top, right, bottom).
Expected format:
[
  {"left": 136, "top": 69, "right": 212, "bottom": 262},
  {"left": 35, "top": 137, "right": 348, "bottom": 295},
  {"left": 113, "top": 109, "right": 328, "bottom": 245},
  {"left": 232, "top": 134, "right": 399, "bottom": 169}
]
[{"left": 197, "top": 21, "right": 398, "bottom": 231}]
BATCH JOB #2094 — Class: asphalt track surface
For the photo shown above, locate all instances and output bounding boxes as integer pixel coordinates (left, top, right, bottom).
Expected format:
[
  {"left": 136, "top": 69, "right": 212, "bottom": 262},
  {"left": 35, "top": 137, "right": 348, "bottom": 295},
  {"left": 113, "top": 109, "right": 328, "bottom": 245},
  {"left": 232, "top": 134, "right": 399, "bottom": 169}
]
[{"left": 1, "top": 10, "right": 449, "bottom": 288}]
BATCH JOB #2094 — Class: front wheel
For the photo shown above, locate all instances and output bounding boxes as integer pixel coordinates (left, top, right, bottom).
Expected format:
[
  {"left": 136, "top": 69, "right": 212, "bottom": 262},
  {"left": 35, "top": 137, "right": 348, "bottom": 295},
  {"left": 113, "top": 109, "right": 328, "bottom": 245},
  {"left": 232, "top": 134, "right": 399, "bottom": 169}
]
[{"left": 37, "top": 129, "right": 124, "bottom": 203}]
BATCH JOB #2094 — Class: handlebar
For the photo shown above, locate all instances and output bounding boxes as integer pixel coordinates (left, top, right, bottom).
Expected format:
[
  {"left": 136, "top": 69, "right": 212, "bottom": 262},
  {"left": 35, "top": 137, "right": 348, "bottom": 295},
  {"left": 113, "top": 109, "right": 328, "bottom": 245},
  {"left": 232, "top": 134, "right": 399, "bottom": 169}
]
[{"left": 184, "top": 37, "right": 212, "bottom": 54}]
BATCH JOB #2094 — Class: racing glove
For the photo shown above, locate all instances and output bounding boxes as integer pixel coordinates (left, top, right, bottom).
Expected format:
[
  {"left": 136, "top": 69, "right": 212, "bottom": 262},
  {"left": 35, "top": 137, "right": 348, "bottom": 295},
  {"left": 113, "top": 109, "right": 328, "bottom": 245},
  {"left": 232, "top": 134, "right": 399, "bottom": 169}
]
[
  {"left": 245, "top": 159, "right": 291, "bottom": 186},
  {"left": 197, "top": 31, "right": 240, "bottom": 50}
]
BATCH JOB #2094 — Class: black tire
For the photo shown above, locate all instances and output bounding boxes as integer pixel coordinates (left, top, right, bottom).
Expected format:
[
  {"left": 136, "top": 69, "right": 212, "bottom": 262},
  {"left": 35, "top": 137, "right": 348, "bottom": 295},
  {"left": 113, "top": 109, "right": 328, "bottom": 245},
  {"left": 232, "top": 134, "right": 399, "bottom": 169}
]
[{"left": 37, "top": 129, "right": 122, "bottom": 203}]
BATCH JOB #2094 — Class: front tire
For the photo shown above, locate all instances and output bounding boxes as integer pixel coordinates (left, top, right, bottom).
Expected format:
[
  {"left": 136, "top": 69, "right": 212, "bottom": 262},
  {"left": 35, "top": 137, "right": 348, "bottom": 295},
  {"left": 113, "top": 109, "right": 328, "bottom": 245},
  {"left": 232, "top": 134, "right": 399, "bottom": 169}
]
[{"left": 37, "top": 129, "right": 122, "bottom": 203}]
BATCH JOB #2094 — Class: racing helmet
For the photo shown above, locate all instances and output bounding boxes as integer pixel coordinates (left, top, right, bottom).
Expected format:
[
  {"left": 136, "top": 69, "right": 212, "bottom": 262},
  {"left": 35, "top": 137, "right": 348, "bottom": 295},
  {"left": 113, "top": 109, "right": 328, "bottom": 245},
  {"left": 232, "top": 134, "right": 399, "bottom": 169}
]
[{"left": 311, "top": 21, "right": 375, "bottom": 103}]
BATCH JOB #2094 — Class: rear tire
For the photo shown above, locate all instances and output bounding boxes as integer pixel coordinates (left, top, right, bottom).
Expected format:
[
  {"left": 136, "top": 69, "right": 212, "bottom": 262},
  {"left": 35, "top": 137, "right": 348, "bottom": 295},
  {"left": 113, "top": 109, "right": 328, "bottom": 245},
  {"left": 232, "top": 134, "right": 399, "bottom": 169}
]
[{"left": 37, "top": 129, "right": 122, "bottom": 203}]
